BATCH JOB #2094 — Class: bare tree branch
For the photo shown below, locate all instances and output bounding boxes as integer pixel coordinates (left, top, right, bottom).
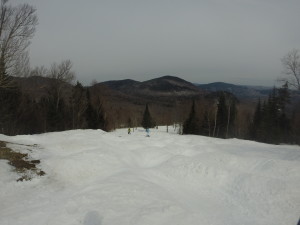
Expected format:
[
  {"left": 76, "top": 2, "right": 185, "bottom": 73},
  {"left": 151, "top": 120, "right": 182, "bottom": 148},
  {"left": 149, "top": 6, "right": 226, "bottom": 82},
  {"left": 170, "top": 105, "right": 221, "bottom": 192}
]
[
  {"left": 0, "top": 0, "right": 37, "bottom": 88},
  {"left": 48, "top": 60, "right": 75, "bottom": 84},
  {"left": 30, "top": 65, "right": 48, "bottom": 77},
  {"left": 47, "top": 60, "right": 76, "bottom": 111},
  {"left": 11, "top": 50, "right": 30, "bottom": 77},
  {"left": 279, "top": 49, "right": 300, "bottom": 90}
]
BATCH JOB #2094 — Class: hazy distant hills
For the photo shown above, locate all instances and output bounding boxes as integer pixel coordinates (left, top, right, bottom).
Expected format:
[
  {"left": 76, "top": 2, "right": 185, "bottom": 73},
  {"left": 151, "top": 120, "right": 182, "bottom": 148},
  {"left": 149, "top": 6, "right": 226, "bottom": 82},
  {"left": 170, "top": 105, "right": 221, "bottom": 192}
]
[
  {"left": 13, "top": 75, "right": 288, "bottom": 103},
  {"left": 195, "top": 82, "right": 272, "bottom": 100},
  {"left": 100, "top": 77, "right": 273, "bottom": 101}
]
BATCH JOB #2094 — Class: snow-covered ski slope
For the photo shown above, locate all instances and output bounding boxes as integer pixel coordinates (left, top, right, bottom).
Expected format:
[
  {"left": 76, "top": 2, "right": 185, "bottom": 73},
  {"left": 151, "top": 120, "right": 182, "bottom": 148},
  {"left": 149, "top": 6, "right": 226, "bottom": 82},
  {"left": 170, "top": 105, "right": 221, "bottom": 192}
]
[{"left": 0, "top": 127, "right": 299, "bottom": 225}]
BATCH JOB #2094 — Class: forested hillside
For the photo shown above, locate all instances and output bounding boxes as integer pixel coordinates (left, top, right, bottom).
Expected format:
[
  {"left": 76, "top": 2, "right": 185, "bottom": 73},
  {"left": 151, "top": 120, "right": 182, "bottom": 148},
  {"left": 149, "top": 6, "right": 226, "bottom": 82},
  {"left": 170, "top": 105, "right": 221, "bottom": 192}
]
[{"left": 1, "top": 75, "right": 300, "bottom": 145}]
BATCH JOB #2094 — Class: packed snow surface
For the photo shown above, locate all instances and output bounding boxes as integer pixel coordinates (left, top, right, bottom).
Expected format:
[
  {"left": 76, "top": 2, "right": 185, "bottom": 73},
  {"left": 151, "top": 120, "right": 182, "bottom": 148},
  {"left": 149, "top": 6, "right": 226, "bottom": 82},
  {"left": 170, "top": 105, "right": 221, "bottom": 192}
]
[{"left": 0, "top": 127, "right": 299, "bottom": 225}]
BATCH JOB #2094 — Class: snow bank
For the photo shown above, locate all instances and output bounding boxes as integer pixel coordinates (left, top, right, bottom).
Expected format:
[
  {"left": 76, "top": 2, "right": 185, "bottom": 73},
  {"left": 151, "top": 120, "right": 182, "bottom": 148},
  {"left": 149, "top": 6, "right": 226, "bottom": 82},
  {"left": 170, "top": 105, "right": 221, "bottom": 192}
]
[{"left": 0, "top": 127, "right": 299, "bottom": 225}]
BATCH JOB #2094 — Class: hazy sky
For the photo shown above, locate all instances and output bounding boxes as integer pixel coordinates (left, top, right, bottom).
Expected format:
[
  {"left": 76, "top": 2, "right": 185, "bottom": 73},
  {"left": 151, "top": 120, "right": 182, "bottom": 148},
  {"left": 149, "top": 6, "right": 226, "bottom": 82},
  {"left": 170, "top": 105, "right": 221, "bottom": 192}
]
[{"left": 14, "top": 0, "right": 300, "bottom": 85}]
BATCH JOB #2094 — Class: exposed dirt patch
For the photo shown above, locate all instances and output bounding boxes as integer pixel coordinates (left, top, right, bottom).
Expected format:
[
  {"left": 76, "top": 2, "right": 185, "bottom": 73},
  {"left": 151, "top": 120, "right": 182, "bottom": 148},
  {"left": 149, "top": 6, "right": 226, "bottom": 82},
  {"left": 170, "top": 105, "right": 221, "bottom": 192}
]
[{"left": 0, "top": 141, "right": 45, "bottom": 181}]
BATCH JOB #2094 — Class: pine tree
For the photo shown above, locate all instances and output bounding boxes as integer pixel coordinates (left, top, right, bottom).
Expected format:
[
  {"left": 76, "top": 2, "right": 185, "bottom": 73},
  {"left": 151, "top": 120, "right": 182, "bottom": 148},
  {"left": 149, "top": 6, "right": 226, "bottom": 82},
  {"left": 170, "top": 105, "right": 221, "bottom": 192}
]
[
  {"left": 40, "top": 95, "right": 66, "bottom": 132},
  {"left": 85, "top": 89, "right": 98, "bottom": 129},
  {"left": 250, "top": 99, "right": 262, "bottom": 139},
  {"left": 128, "top": 118, "right": 133, "bottom": 128},
  {"left": 250, "top": 85, "right": 291, "bottom": 144},
  {"left": 0, "top": 85, "right": 22, "bottom": 134},
  {"left": 71, "top": 81, "right": 88, "bottom": 129},
  {"left": 226, "top": 95, "right": 237, "bottom": 138},
  {"left": 278, "top": 82, "right": 290, "bottom": 112},
  {"left": 141, "top": 104, "right": 155, "bottom": 129},
  {"left": 94, "top": 96, "right": 106, "bottom": 131},
  {"left": 216, "top": 93, "right": 228, "bottom": 138},
  {"left": 201, "top": 110, "right": 211, "bottom": 136},
  {"left": 277, "top": 82, "right": 291, "bottom": 142},
  {"left": 268, "top": 88, "right": 282, "bottom": 143},
  {"left": 183, "top": 100, "right": 200, "bottom": 135}
]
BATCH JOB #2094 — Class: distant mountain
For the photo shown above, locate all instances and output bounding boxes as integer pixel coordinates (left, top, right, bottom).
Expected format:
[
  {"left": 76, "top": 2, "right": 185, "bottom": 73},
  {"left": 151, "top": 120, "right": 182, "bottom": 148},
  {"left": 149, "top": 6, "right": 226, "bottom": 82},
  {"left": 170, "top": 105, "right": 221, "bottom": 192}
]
[
  {"left": 101, "top": 79, "right": 140, "bottom": 91},
  {"left": 13, "top": 75, "right": 281, "bottom": 102},
  {"left": 195, "top": 82, "right": 272, "bottom": 100},
  {"left": 100, "top": 75, "right": 202, "bottom": 98},
  {"left": 89, "top": 76, "right": 205, "bottom": 125}
]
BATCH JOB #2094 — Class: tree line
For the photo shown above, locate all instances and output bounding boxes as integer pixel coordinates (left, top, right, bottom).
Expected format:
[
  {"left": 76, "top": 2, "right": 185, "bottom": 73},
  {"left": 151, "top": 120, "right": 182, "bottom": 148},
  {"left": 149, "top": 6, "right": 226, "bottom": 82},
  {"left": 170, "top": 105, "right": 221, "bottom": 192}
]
[
  {"left": 181, "top": 83, "right": 300, "bottom": 145},
  {"left": 0, "top": 78, "right": 107, "bottom": 134}
]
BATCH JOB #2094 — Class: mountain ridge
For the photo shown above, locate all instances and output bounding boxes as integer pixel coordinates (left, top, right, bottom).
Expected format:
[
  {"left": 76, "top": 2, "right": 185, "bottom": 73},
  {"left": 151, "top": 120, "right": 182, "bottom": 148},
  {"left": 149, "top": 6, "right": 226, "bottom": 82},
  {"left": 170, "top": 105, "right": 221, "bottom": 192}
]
[{"left": 99, "top": 75, "right": 203, "bottom": 98}]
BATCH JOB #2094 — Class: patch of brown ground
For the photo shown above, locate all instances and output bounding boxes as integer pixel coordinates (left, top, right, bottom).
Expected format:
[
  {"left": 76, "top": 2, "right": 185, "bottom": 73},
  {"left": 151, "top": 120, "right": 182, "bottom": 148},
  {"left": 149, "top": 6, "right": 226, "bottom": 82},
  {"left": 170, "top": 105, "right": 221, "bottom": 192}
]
[{"left": 0, "top": 141, "right": 45, "bottom": 181}]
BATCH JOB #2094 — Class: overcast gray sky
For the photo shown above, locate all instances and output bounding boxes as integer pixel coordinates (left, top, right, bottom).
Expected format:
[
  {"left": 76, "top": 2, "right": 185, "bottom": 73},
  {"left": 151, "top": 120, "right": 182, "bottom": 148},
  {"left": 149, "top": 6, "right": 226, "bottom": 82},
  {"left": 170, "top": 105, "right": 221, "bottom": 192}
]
[{"left": 14, "top": 0, "right": 300, "bottom": 85}]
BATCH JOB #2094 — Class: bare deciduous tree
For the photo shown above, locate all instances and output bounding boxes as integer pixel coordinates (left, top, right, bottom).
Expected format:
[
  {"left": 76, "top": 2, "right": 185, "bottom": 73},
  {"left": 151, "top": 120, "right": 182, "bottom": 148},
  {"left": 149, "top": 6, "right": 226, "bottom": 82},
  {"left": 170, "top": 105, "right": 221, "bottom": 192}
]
[
  {"left": 90, "top": 79, "right": 98, "bottom": 86},
  {"left": 12, "top": 51, "right": 30, "bottom": 77},
  {"left": 0, "top": 0, "right": 38, "bottom": 88},
  {"left": 280, "top": 49, "right": 300, "bottom": 90},
  {"left": 47, "top": 60, "right": 75, "bottom": 111},
  {"left": 30, "top": 65, "right": 48, "bottom": 77},
  {"left": 48, "top": 60, "right": 75, "bottom": 83}
]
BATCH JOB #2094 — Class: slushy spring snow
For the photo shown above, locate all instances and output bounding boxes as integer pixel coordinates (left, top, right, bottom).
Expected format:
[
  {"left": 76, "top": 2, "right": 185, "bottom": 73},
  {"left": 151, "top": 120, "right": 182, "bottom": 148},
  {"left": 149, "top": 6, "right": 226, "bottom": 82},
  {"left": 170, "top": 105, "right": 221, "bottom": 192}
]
[{"left": 0, "top": 127, "right": 299, "bottom": 225}]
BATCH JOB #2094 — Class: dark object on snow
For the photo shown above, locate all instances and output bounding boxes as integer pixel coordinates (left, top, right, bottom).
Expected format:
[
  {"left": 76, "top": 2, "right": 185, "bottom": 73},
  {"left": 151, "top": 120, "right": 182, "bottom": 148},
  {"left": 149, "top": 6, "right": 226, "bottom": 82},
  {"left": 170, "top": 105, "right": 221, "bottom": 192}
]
[{"left": 141, "top": 104, "right": 155, "bottom": 129}]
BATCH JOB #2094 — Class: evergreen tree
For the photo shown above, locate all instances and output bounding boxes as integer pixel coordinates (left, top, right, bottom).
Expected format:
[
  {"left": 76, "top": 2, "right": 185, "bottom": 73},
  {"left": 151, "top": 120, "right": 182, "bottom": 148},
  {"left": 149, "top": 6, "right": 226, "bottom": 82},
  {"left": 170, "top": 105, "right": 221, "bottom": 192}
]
[
  {"left": 183, "top": 100, "right": 200, "bottom": 135},
  {"left": 225, "top": 95, "right": 237, "bottom": 138},
  {"left": 250, "top": 99, "right": 262, "bottom": 139},
  {"left": 85, "top": 89, "right": 98, "bottom": 129},
  {"left": 141, "top": 104, "right": 155, "bottom": 129},
  {"left": 17, "top": 96, "right": 43, "bottom": 134},
  {"left": 200, "top": 110, "right": 211, "bottom": 136},
  {"left": 267, "top": 88, "right": 282, "bottom": 143},
  {"left": 0, "top": 85, "right": 21, "bottom": 134},
  {"left": 216, "top": 93, "right": 228, "bottom": 138},
  {"left": 71, "top": 81, "right": 88, "bottom": 129},
  {"left": 128, "top": 118, "right": 133, "bottom": 128},
  {"left": 46, "top": 96, "right": 66, "bottom": 132},
  {"left": 253, "top": 99, "right": 262, "bottom": 126},
  {"left": 85, "top": 89, "right": 107, "bottom": 130},
  {"left": 277, "top": 83, "right": 291, "bottom": 142},
  {"left": 250, "top": 85, "right": 291, "bottom": 144},
  {"left": 278, "top": 82, "right": 290, "bottom": 112},
  {"left": 94, "top": 96, "right": 106, "bottom": 131}
]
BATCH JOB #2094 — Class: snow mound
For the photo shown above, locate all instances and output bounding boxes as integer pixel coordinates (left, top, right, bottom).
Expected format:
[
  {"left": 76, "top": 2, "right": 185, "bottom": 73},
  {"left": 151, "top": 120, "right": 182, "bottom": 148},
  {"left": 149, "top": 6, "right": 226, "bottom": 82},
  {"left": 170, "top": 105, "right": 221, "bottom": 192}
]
[{"left": 0, "top": 128, "right": 299, "bottom": 225}]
